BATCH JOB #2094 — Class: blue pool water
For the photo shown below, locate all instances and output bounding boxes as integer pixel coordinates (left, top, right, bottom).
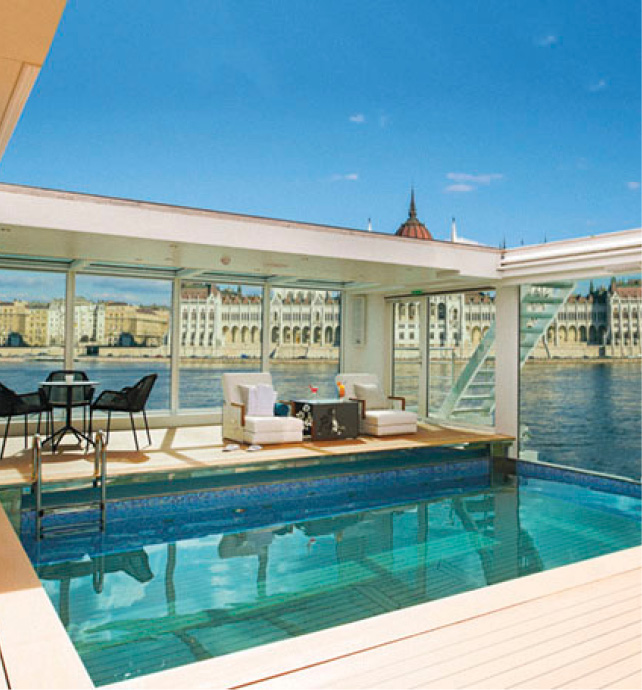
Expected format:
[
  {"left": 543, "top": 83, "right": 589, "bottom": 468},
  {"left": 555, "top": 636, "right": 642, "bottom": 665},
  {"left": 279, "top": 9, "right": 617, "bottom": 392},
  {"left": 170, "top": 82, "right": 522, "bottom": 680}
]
[{"left": 16, "top": 456, "right": 642, "bottom": 686}]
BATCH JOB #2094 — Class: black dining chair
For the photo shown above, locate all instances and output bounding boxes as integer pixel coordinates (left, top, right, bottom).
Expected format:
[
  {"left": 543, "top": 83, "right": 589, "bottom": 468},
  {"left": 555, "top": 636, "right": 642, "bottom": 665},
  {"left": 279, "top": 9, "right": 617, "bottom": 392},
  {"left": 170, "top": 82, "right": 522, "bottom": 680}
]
[
  {"left": 1, "top": 382, "right": 52, "bottom": 459},
  {"left": 90, "top": 374, "right": 157, "bottom": 450},
  {"left": 44, "top": 370, "right": 94, "bottom": 433}
]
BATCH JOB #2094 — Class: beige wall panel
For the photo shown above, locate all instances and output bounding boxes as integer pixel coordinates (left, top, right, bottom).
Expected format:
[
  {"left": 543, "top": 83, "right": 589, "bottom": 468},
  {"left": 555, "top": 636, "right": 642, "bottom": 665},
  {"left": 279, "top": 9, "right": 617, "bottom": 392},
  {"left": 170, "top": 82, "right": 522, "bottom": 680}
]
[
  {"left": 0, "top": 0, "right": 66, "bottom": 65},
  {"left": 0, "top": 57, "right": 22, "bottom": 120}
]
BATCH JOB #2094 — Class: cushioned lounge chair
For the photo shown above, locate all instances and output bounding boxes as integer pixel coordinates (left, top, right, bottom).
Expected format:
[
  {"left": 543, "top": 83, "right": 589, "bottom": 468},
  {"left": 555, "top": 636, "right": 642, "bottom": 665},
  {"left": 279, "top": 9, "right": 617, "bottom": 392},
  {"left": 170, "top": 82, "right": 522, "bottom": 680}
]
[
  {"left": 335, "top": 373, "right": 417, "bottom": 436},
  {"left": 222, "top": 372, "right": 303, "bottom": 445}
]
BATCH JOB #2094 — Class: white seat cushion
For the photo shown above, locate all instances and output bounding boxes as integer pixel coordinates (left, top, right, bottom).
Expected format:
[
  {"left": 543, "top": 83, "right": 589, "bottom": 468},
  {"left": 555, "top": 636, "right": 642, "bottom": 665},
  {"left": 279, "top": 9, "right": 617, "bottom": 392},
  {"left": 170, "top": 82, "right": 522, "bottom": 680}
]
[
  {"left": 353, "top": 382, "right": 388, "bottom": 410},
  {"left": 244, "top": 416, "right": 304, "bottom": 433},
  {"left": 364, "top": 409, "right": 417, "bottom": 427}
]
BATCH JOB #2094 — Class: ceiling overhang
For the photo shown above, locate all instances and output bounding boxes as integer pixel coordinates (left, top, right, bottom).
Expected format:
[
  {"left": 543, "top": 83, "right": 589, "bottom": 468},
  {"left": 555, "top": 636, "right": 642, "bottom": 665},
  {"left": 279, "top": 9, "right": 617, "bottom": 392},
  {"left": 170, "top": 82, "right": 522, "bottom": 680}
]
[
  {"left": 0, "top": 0, "right": 67, "bottom": 161},
  {"left": 0, "top": 184, "right": 502, "bottom": 295}
]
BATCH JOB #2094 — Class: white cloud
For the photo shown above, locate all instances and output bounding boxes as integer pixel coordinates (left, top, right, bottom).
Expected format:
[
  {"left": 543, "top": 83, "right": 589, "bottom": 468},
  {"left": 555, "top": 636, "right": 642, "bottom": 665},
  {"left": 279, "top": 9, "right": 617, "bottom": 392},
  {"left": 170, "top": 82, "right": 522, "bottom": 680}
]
[
  {"left": 536, "top": 34, "right": 558, "bottom": 47},
  {"left": 627, "top": 181, "right": 640, "bottom": 190},
  {"left": 444, "top": 184, "right": 475, "bottom": 193},
  {"left": 588, "top": 79, "right": 607, "bottom": 92},
  {"left": 349, "top": 113, "right": 365, "bottom": 123},
  {"left": 446, "top": 172, "right": 504, "bottom": 185},
  {"left": 331, "top": 173, "right": 359, "bottom": 182}
]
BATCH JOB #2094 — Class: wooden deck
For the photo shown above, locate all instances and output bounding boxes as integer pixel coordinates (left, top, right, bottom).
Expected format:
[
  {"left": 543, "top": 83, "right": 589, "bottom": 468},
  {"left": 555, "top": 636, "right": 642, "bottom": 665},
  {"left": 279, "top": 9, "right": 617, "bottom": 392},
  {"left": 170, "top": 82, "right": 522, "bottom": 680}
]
[
  {"left": 0, "top": 423, "right": 513, "bottom": 487},
  {"left": 111, "top": 547, "right": 641, "bottom": 690}
]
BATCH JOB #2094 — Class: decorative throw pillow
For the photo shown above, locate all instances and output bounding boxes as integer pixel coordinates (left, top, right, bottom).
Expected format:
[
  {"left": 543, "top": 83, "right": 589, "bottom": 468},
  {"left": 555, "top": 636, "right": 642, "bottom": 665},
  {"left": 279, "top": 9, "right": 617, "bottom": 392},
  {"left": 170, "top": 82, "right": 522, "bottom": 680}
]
[
  {"left": 353, "top": 383, "right": 388, "bottom": 410},
  {"left": 245, "top": 384, "right": 276, "bottom": 417},
  {"left": 274, "top": 402, "right": 290, "bottom": 417}
]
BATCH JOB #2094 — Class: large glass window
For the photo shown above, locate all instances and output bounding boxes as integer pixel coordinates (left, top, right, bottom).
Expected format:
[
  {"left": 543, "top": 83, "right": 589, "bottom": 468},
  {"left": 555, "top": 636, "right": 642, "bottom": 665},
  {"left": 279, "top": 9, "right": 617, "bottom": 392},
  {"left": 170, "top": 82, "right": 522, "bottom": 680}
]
[
  {"left": 519, "top": 276, "right": 641, "bottom": 479},
  {"left": 268, "top": 289, "right": 341, "bottom": 400},
  {"left": 428, "top": 291, "right": 496, "bottom": 427},
  {"left": 0, "top": 269, "right": 66, "bottom": 392},
  {"left": 179, "top": 283, "right": 262, "bottom": 409},
  {"left": 75, "top": 275, "right": 171, "bottom": 410},
  {"left": 392, "top": 299, "right": 423, "bottom": 413}
]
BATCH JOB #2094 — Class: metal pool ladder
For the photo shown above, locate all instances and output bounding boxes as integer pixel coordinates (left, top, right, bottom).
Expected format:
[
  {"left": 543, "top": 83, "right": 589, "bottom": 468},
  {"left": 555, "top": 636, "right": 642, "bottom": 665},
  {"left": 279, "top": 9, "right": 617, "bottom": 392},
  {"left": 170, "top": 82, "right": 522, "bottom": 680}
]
[{"left": 31, "top": 430, "right": 108, "bottom": 540}]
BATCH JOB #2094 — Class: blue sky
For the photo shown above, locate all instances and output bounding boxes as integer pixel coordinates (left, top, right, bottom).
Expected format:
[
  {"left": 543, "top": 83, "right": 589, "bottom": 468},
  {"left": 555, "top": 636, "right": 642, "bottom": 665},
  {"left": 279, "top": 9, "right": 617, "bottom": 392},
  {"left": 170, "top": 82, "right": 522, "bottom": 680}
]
[{"left": 0, "top": 0, "right": 639, "bottom": 248}]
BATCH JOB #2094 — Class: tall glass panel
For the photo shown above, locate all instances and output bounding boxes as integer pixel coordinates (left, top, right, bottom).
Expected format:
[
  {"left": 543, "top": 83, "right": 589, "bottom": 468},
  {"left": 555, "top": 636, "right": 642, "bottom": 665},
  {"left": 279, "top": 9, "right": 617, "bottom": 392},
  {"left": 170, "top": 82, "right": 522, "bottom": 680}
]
[
  {"left": 179, "top": 283, "right": 262, "bottom": 409},
  {"left": 75, "top": 275, "right": 171, "bottom": 410},
  {"left": 392, "top": 299, "right": 423, "bottom": 413},
  {"left": 427, "top": 291, "right": 496, "bottom": 427},
  {"left": 0, "top": 269, "right": 66, "bottom": 391},
  {"left": 268, "top": 289, "right": 341, "bottom": 400},
  {"left": 519, "top": 276, "right": 641, "bottom": 479}
]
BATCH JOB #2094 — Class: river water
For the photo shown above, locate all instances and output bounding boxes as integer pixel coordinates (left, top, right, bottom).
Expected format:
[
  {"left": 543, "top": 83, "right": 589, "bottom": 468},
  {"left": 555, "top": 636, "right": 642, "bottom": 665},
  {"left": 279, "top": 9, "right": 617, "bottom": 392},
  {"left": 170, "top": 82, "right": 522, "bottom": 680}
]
[{"left": 1, "top": 359, "right": 639, "bottom": 480}]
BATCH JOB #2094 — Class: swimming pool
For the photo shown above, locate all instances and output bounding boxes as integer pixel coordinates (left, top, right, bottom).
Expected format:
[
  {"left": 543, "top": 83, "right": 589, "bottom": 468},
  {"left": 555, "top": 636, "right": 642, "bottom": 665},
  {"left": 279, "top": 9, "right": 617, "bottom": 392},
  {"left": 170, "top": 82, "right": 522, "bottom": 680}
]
[{"left": 15, "top": 452, "right": 642, "bottom": 686}]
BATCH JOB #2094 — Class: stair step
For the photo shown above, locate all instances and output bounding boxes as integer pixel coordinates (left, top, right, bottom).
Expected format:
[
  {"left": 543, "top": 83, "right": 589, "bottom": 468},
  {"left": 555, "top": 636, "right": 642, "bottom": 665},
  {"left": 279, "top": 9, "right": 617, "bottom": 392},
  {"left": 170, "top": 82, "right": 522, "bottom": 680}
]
[
  {"left": 521, "top": 295, "right": 565, "bottom": 305},
  {"left": 531, "top": 282, "right": 574, "bottom": 289},
  {"left": 520, "top": 311, "right": 558, "bottom": 321},
  {"left": 452, "top": 406, "right": 490, "bottom": 414},
  {"left": 461, "top": 394, "right": 494, "bottom": 401}
]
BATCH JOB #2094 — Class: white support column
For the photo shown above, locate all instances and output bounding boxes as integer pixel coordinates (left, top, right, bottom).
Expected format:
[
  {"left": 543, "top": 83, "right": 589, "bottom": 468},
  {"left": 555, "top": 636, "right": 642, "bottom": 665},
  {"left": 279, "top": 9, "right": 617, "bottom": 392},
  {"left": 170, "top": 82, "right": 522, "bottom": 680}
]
[
  {"left": 170, "top": 277, "right": 181, "bottom": 414},
  {"left": 261, "top": 285, "right": 271, "bottom": 372},
  {"left": 382, "top": 298, "right": 393, "bottom": 394},
  {"left": 64, "top": 270, "right": 75, "bottom": 368},
  {"left": 495, "top": 285, "right": 520, "bottom": 456},
  {"left": 338, "top": 291, "right": 346, "bottom": 374},
  {"left": 418, "top": 296, "right": 429, "bottom": 419}
]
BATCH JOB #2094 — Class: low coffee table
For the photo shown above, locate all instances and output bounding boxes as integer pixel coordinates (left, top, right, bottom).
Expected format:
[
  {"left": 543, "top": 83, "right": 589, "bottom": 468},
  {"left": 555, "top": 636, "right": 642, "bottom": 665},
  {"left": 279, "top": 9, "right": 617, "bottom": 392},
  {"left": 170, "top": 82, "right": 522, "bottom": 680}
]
[{"left": 292, "top": 398, "right": 359, "bottom": 441}]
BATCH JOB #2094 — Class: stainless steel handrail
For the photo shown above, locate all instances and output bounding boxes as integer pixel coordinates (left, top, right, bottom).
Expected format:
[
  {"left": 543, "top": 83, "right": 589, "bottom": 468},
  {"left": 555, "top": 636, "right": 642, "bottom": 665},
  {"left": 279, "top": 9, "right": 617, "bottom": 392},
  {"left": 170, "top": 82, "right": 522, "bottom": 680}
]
[
  {"left": 32, "top": 434, "right": 43, "bottom": 538},
  {"left": 31, "top": 430, "right": 108, "bottom": 539},
  {"left": 95, "top": 429, "right": 107, "bottom": 529}
]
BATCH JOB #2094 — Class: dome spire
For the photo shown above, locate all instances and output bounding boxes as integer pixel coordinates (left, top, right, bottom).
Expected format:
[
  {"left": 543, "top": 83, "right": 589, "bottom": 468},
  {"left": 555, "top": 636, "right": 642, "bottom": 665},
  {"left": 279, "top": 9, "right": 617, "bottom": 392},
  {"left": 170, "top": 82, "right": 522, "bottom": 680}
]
[
  {"left": 409, "top": 187, "right": 417, "bottom": 219},
  {"left": 395, "top": 188, "right": 433, "bottom": 240}
]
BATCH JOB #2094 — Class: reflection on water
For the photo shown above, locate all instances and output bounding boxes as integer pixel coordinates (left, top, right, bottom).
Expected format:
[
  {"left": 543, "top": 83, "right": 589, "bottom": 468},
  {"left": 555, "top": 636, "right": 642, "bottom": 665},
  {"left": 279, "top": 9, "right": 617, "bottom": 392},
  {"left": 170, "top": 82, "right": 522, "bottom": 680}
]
[{"left": 35, "top": 480, "right": 640, "bottom": 686}]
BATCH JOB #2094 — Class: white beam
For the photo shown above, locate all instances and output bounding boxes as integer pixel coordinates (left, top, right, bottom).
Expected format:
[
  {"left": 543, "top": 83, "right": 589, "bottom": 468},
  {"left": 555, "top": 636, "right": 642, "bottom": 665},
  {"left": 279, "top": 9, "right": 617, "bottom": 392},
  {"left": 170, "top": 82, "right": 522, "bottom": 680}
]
[
  {"left": 170, "top": 277, "right": 181, "bottom": 414},
  {"left": 64, "top": 270, "right": 75, "bottom": 368},
  {"left": 261, "top": 286, "right": 270, "bottom": 372},
  {"left": 495, "top": 286, "right": 520, "bottom": 455}
]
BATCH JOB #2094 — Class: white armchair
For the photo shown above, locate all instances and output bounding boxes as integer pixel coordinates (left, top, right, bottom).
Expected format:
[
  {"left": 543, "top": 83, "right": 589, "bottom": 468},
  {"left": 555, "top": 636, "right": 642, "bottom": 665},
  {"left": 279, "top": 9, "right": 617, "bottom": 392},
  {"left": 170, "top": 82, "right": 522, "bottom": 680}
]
[
  {"left": 222, "top": 373, "right": 304, "bottom": 445},
  {"left": 336, "top": 373, "right": 418, "bottom": 436}
]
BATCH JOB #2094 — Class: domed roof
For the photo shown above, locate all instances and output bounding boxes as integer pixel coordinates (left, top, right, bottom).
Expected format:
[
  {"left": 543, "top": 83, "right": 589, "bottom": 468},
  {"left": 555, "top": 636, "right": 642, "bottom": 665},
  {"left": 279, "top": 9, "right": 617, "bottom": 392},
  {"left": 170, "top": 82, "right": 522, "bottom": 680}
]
[{"left": 395, "top": 189, "right": 432, "bottom": 240}]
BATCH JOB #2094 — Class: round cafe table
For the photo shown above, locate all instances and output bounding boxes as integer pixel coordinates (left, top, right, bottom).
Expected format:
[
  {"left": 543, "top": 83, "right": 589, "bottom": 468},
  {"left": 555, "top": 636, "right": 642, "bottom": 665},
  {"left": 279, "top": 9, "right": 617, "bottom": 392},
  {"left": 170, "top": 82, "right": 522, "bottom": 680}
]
[{"left": 40, "top": 380, "right": 99, "bottom": 451}]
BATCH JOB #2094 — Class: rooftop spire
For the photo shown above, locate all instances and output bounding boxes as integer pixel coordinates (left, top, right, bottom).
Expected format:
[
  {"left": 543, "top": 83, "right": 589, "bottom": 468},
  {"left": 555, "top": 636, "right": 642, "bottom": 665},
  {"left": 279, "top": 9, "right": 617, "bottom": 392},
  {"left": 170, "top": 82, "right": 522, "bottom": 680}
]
[
  {"left": 409, "top": 187, "right": 417, "bottom": 219},
  {"left": 451, "top": 217, "right": 458, "bottom": 243}
]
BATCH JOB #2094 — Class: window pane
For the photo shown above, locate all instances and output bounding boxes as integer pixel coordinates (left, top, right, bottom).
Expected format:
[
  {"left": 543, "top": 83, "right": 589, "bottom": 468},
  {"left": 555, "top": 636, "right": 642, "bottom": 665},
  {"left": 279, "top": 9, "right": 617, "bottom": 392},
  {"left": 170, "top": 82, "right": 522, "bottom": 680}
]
[
  {"left": 179, "top": 283, "right": 262, "bottom": 409},
  {"left": 520, "top": 276, "right": 641, "bottom": 479},
  {"left": 392, "top": 299, "right": 422, "bottom": 413},
  {"left": 268, "top": 289, "right": 341, "bottom": 400},
  {"left": 0, "top": 269, "right": 65, "bottom": 392},
  {"left": 428, "top": 291, "right": 496, "bottom": 427},
  {"left": 75, "top": 275, "right": 171, "bottom": 410}
]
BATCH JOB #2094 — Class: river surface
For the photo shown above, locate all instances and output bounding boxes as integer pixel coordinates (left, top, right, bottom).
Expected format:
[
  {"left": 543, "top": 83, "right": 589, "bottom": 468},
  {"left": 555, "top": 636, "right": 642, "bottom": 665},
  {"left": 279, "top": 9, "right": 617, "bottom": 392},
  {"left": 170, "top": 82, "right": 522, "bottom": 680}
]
[{"left": 1, "top": 359, "right": 639, "bottom": 480}]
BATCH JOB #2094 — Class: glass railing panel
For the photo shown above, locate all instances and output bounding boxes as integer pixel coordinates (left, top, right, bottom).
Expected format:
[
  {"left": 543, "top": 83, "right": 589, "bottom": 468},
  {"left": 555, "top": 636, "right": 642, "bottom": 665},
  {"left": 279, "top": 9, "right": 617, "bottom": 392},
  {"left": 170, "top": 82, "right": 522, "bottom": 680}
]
[
  {"left": 75, "top": 275, "right": 172, "bottom": 410},
  {"left": 519, "top": 276, "right": 642, "bottom": 480},
  {"left": 268, "top": 289, "right": 341, "bottom": 401},
  {"left": 0, "top": 269, "right": 66, "bottom": 393}
]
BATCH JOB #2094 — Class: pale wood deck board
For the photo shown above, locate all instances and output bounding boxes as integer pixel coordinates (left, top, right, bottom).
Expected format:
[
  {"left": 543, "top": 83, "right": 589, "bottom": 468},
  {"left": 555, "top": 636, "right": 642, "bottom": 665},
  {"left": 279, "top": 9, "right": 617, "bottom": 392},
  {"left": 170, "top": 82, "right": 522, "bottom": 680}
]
[
  {"left": 255, "top": 582, "right": 641, "bottom": 690},
  {"left": 0, "top": 423, "right": 512, "bottom": 488},
  {"left": 607, "top": 670, "right": 642, "bottom": 689},
  {"left": 315, "top": 594, "right": 642, "bottom": 690},
  {"left": 0, "top": 506, "right": 92, "bottom": 689},
  {"left": 239, "top": 567, "right": 641, "bottom": 690}
]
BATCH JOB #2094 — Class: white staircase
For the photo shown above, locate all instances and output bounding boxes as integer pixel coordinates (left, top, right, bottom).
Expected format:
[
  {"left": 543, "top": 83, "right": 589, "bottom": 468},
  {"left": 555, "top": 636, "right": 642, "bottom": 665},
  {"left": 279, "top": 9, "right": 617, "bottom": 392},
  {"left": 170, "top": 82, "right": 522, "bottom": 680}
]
[{"left": 435, "top": 282, "right": 576, "bottom": 425}]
